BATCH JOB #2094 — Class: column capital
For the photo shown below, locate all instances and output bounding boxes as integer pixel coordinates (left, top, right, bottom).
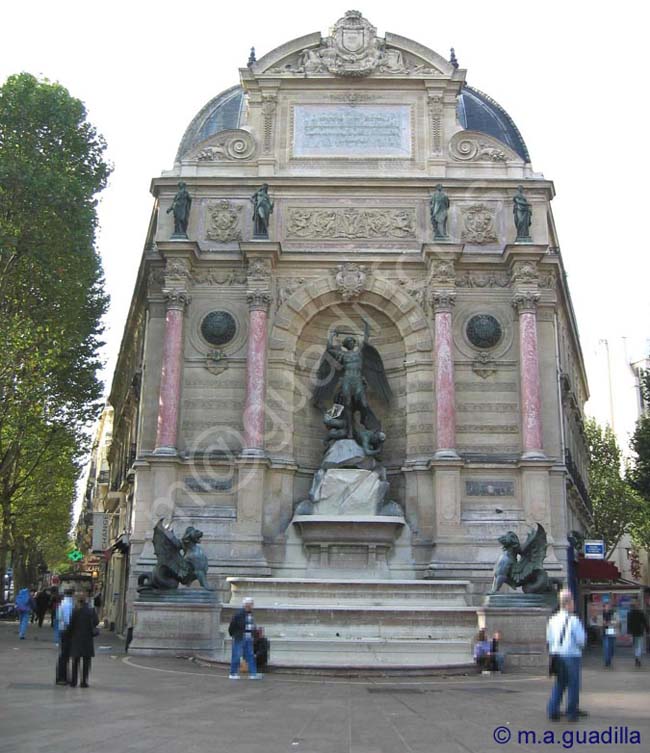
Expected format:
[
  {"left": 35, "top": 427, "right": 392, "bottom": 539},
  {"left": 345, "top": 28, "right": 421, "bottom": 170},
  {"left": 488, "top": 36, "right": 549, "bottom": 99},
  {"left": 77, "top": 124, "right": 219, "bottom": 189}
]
[
  {"left": 431, "top": 291, "right": 456, "bottom": 313},
  {"left": 512, "top": 291, "right": 540, "bottom": 314},
  {"left": 163, "top": 289, "right": 191, "bottom": 311},
  {"left": 246, "top": 289, "right": 272, "bottom": 312}
]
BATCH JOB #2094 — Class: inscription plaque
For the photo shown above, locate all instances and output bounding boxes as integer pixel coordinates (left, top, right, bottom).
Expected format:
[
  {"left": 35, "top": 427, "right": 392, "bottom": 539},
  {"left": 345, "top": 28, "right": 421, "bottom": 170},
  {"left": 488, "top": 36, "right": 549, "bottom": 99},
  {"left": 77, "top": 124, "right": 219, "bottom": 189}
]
[
  {"left": 293, "top": 105, "right": 412, "bottom": 158},
  {"left": 466, "top": 480, "right": 514, "bottom": 497},
  {"left": 185, "top": 476, "right": 233, "bottom": 493}
]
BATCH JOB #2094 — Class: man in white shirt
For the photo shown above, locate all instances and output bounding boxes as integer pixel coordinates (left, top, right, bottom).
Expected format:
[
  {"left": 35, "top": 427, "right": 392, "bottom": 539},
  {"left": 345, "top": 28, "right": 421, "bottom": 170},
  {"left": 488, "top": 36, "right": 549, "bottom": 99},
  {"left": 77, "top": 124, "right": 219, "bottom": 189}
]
[
  {"left": 546, "top": 589, "right": 586, "bottom": 722},
  {"left": 55, "top": 589, "right": 75, "bottom": 685}
]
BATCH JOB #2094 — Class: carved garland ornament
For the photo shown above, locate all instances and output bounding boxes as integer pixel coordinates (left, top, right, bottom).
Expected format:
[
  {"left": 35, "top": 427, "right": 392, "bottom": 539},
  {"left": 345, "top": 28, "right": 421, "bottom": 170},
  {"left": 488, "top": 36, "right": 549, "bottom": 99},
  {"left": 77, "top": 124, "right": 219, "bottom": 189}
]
[{"left": 286, "top": 207, "right": 416, "bottom": 240}]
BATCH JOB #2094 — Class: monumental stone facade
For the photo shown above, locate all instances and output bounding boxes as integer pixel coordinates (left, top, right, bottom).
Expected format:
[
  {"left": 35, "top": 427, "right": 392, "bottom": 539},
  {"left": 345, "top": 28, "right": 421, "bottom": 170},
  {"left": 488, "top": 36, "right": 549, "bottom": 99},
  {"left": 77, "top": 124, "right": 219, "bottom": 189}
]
[{"left": 102, "top": 13, "right": 591, "bottom": 662}]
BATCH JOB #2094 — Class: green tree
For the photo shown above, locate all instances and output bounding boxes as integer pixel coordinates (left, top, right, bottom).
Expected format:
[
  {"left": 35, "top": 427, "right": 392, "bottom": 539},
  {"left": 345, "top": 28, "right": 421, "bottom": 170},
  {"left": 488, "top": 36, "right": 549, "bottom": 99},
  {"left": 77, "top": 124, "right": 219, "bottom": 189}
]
[
  {"left": 585, "top": 418, "right": 647, "bottom": 558},
  {"left": 628, "top": 369, "right": 650, "bottom": 552},
  {"left": 0, "top": 73, "right": 110, "bottom": 596}
]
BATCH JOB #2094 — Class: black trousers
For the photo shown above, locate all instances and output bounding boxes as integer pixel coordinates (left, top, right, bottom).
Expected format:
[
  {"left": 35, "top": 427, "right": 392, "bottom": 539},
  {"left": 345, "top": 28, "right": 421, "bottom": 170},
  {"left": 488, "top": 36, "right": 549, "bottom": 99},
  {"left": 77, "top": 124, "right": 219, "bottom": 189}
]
[
  {"left": 70, "top": 657, "right": 91, "bottom": 687},
  {"left": 56, "top": 633, "right": 71, "bottom": 683}
]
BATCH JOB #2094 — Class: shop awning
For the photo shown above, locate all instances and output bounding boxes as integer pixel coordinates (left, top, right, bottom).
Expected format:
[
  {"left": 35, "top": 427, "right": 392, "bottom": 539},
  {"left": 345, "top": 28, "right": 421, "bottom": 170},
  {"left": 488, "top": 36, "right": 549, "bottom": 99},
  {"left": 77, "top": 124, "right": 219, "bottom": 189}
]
[{"left": 577, "top": 558, "right": 621, "bottom": 581}]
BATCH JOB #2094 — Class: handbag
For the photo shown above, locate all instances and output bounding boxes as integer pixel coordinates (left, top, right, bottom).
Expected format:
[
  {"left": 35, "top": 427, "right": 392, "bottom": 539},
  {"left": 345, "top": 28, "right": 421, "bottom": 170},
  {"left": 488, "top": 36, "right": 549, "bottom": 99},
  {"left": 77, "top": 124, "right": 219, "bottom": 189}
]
[{"left": 548, "top": 614, "right": 571, "bottom": 676}]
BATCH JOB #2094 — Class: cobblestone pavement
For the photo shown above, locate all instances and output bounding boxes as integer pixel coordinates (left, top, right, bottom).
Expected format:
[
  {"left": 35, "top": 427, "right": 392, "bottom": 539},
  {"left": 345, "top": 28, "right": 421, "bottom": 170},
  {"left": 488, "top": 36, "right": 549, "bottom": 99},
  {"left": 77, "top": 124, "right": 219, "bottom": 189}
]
[{"left": 0, "top": 621, "right": 648, "bottom": 753}]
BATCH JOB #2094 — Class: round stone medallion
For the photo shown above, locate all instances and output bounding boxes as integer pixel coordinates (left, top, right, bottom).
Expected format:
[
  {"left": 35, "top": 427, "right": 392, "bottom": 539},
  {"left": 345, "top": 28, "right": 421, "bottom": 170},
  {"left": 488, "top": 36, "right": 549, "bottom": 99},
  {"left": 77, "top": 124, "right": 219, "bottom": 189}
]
[
  {"left": 200, "top": 311, "right": 237, "bottom": 346},
  {"left": 466, "top": 314, "right": 502, "bottom": 349}
]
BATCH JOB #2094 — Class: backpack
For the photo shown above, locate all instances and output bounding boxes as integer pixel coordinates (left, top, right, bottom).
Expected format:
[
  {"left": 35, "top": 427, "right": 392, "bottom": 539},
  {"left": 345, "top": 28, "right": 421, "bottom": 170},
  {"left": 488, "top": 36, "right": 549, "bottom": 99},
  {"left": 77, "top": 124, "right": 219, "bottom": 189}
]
[{"left": 15, "top": 589, "right": 31, "bottom": 612}]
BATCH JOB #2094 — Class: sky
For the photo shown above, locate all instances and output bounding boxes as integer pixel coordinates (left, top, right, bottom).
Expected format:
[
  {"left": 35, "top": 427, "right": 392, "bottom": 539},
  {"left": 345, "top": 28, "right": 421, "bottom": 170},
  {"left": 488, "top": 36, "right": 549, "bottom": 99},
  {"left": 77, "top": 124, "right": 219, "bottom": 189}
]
[{"left": 2, "top": 0, "right": 649, "bottom": 454}]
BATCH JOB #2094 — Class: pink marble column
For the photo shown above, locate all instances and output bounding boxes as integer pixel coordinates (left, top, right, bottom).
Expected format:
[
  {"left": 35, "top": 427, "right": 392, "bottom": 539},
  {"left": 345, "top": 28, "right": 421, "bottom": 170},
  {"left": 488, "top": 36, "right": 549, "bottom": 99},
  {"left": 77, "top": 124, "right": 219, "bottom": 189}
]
[
  {"left": 154, "top": 291, "right": 190, "bottom": 454},
  {"left": 433, "top": 293, "right": 459, "bottom": 459},
  {"left": 243, "top": 291, "right": 271, "bottom": 453},
  {"left": 514, "top": 293, "right": 544, "bottom": 458}
]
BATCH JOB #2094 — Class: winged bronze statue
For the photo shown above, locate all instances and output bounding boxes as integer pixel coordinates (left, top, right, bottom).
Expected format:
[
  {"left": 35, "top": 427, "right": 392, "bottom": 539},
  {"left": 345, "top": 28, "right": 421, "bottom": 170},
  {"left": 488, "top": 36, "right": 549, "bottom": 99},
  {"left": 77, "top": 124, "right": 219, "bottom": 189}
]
[
  {"left": 137, "top": 519, "right": 214, "bottom": 591},
  {"left": 488, "top": 523, "right": 552, "bottom": 594},
  {"left": 312, "top": 318, "right": 392, "bottom": 440}
]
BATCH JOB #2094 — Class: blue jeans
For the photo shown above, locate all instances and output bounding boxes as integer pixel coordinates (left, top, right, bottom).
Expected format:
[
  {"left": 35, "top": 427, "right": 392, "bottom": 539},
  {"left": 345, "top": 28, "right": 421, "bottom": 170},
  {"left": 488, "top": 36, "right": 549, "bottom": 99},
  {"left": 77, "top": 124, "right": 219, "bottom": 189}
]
[
  {"left": 548, "top": 656, "right": 580, "bottom": 720},
  {"left": 18, "top": 611, "right": 30, "bottom": 638},
  {"left": 230, "top": 637, "right": 257, "bottom": 676},
  {"left": 603, "top": 635, "right": 615, "bottom": 666}
]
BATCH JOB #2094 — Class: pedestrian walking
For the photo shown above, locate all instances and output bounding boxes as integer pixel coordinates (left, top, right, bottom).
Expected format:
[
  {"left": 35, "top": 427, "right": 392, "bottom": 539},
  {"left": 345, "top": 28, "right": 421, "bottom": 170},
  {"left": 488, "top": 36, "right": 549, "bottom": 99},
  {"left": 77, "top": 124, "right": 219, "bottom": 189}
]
[
  {"left": 627, "top": 600, "right": 649, "bottom": 668},
  {"left": 547, "top": 589, "right": 586, "bottom": 723},
  {"left": 68, "top": 594, "right": 99, "bottom": 688},
  {"left": 34, "top": 589, "right": 51, "bottom": 628},
  {"left": 228, "top": 597, "right": 262, "bottom": 680},
  {"left": 55, "top": 589, "right": 76, "bottom": 685},
  {"left": 15, "top": 588, "right": 36, "bottom": 639},
  {"left": 602, "top": 606, "right": 618, "bottom": 668}
]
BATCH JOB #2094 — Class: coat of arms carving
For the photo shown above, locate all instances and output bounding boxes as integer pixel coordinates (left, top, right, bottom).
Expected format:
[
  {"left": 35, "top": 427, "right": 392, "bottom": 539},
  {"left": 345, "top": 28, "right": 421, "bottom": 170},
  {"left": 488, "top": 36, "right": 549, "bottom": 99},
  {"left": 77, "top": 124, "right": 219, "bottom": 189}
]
[
  {"left": 206, "top": 200, "right": 242, "bottom": 243},
  {"left": 461, "top": 204, "right": 498, "bottom": 244},
  {"left": 334, "top": 263, "right": 369, "bottom": 301}
]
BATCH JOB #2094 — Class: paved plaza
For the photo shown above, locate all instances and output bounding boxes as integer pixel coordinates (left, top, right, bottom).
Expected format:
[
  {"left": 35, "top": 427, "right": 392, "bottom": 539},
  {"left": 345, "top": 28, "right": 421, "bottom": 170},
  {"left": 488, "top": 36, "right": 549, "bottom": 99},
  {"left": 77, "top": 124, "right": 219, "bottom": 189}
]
[{"left": 0, "top": 622, "right": 648, "bottom": 753}]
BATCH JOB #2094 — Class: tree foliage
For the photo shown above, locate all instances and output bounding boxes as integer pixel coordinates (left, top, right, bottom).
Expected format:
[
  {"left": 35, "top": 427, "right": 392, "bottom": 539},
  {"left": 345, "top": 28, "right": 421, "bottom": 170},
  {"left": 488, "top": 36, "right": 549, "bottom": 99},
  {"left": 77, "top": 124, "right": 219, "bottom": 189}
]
[
  {"left": 585, "top": 418, "right": 648, "bottom": 558},
  {"left": 0, "top": 73, "right": 111, "bottom": 594},
  {"left": 627, "top": 369, "right": 650, "bottom": 552}
]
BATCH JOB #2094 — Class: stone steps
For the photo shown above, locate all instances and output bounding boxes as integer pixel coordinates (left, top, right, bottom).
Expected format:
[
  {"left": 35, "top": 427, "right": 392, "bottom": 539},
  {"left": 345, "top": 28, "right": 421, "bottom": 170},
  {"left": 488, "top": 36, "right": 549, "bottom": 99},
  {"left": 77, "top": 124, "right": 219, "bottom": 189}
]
[
  {"left": 227, "top": 577, "right": 473, "bottom": 607},
  {"left": 219, "top": 576, "right": 478, "bottom": 668},
  {"left": 219, "top": 636, "right": 474, "bottom": 668}
]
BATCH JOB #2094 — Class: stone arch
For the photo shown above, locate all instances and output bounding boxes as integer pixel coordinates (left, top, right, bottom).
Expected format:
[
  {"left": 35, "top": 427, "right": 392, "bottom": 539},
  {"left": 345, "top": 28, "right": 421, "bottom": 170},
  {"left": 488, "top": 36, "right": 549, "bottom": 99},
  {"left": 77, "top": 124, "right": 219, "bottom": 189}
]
[{"left": 265, "top": 276, "right": 435, "bottom": 475}]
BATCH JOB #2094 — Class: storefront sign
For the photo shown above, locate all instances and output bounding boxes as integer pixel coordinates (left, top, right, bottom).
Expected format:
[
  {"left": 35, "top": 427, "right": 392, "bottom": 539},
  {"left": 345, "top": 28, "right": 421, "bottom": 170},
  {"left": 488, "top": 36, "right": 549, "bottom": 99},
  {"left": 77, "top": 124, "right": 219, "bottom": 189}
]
[
  {"left": 92, "top": 512, "right": 110, "bottom": 553},
  {"left": 584, "top": 540, "right": 605, "bottom": 559}
]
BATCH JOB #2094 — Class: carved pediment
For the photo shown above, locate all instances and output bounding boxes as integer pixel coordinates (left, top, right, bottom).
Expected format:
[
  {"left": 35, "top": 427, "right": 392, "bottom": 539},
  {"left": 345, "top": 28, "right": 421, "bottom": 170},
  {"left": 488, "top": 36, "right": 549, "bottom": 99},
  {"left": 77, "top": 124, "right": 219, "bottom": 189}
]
[
  {"left": 186, "top": 129, "right": 257, "bottom": 162},
  {"left": 449, "top": 131, "right": 522, "bottom": 163},
  {"left": 255, "top": 12, "right": 452, "bottom": 79}
]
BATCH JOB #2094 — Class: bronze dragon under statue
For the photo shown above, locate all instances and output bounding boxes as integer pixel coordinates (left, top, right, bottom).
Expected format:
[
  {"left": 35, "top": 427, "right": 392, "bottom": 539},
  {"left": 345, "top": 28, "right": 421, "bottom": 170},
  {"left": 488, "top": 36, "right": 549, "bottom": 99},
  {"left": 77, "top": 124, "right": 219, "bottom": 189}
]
[{"left": 137, "top": 518, "right": 214, "bottom": 591}]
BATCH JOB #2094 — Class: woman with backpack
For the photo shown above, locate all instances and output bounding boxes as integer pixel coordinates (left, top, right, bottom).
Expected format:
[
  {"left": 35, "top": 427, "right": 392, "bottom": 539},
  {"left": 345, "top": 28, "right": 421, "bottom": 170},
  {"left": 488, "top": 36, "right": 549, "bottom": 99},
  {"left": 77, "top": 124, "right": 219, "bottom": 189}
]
[{"left": 16, "top": 588, "right": 36, "bottom": 639}]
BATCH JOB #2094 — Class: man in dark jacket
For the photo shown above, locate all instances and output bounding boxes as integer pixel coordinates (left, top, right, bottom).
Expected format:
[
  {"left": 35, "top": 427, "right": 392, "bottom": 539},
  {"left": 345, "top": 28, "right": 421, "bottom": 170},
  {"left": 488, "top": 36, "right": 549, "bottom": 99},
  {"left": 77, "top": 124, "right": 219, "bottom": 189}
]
[
  {"left": 228, "top": 597, "right": 261, "bottom": 680},
  {"left": 68, "top": 595, "right": 99, "bottom": 688},
  {"left": 34, "top": 589, "right": 51, "bottom": 627},
  {"left": 627, "top": 601, "right": 649, "bottom": 667}
]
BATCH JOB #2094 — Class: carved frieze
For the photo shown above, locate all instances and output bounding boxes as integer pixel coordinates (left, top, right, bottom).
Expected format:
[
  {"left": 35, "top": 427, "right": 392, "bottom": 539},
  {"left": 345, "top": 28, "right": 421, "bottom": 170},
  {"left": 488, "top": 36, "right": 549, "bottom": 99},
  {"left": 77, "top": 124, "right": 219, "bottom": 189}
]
[
  {"left": 165, "top": 258, "right": 191, "bottom": 282},
  {"left": 247, "top": 258, "right": 272, "bottom": 284},
  {"left": 460, "top": 204, "right": 498, "bottom": 244},
  {"left": 538, "top": 270, "right": 557, "bottom": 289},
  {"left": 455, "top": 271, "right": 510, "bottom": 288},
  {"left": 510, "top": 261, "right": 539, "bottom": 287},
  {"left": 334, "top": 263, "right": 369, "bottom": 301},
  {"left": 286, "top": 207, "right": 416, "bottom": 240},
  {"left": 190, "top": 268, "right": 247, "bottom": 286},
  {"left": 430, "top": 259, "right": 456, "bottom": 287},
  {"left": 449, "top": 132, "right": 512, "bottom": 162},
  {"left": 194, "top": 129, "right": 257, "bottom": 161},
  {"left": 205, "top": 200, "right": 242, "bottom": 243}
]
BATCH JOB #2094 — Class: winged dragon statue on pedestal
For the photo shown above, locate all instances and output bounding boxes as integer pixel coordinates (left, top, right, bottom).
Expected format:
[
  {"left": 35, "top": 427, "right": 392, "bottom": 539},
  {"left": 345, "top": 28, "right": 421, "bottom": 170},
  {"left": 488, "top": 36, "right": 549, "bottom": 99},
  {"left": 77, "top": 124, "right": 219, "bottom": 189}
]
[
  {"left": 137, "top": 519, "right": 214, "bottom": 591},
  {"left": 488, "top": 523, "right": 553, "bottom": 595}
]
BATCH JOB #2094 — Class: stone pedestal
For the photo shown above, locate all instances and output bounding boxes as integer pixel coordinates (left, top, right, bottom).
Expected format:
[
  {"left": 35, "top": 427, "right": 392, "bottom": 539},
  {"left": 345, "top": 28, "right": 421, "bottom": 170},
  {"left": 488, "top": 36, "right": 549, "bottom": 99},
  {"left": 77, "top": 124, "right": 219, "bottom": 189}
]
[
  {"left": 477, "top": 601, "right": 552, "bottom": 670},
  {"left": 129, "top": 589, "right": 222, "bottom": 657}
]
